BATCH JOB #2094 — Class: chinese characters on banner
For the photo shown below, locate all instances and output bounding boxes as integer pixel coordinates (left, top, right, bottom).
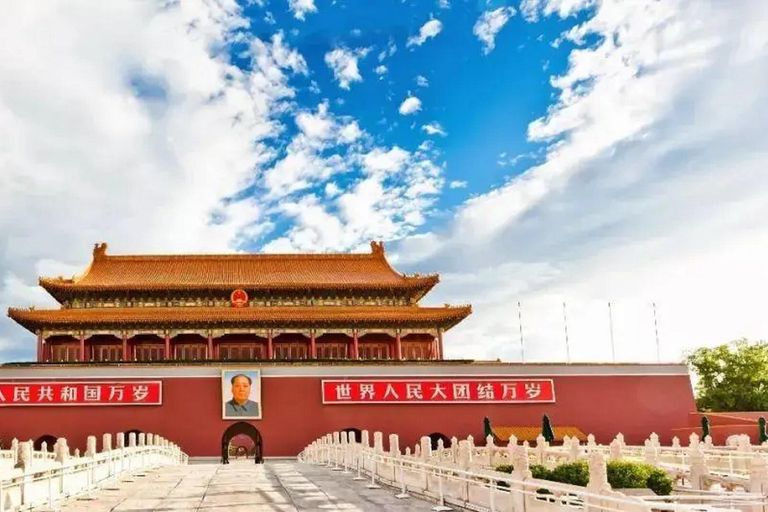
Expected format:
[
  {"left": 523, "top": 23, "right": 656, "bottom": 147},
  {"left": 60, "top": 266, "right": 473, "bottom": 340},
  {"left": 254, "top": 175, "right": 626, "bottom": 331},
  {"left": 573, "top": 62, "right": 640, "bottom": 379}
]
[
  {"left": 0, "top": 381, "right": 162, "bottom": 406},
  {"left": 322, "top": 379, "right": 555, "bottom": 404}
]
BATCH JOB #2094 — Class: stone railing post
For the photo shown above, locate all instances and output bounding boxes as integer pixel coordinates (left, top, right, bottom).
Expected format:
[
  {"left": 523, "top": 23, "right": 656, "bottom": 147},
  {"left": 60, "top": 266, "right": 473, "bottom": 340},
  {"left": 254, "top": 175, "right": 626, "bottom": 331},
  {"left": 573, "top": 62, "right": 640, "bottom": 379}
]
[
  {"left": 749, "top": 455, "right": 768, "bottom": 495},
  {"left": 415, "top": 444, "right": 421, "bottom": 458},
  {"left": 689, "top": 444, "right": 709, "bottom": 490},
  {"left": 55, "top": 438, "right": 70, "bottom": 463},
  {"left": 389, "top": 434, "right": 400, "bottom": 458},
  {"left": 361, "top": 430, "right": 370, "bottom": 448},
  {"left": 103, "top": 433, "right": 112, "bottom": 452},
  {"left": 671, "top": 436, "right": 681, "bottom": 448},
  {"left": 587, "top": 451, "right": 610, "bottom": 492},
  {"left": 373, "top": 432, "right": 383, "bottom": 453},
  {"left": 615, "top": 433, "right": 625, "bottom": 449},
  {"left": 703, "top": 435, "right": 713, "bottom": 448},
  {"left": 138, "top": 433, "right": 146, "bottom": 447},
  {"left": 689, "top": 432, "right": 700, "bottom": 448},
  {"left": 467, "top": 435, "right": 474, "bottom": 463},
  {"left": 486, "top": 434, "right": 495, "bottom": 467},
  {"left": 569, "top": 437, "right": 582, "bottom": 461},
  {"left": 85, "top": 435, "right": 97, "bottom": 457},
  {"left": 116, "top": 432, "right": 125, "bottom": 449},
  {"left": 643, "top": 439, "right": 658, "bottom": 466},
  {"left": 420, "top": 436, "right": 431, "bottom": 462},
  {"left": 451, "top": 437, "right": 459, "bottom": 463},
  {"left": 128, "top": 432, "right": 137, "bottom": 448},
  {"left": 587, "top": 434, "right": 596, "bottom": 451},
  {"left": 649, "top": 432, "right": 660, "bottom": 448},
  {"left": 511, "top": 444, "right": 531, "bottom": 511},
  {"left": 11, "top": 438, "right": 19, "bottom": 465},
  {"left": 609, "top": 438, "right": 623, "bottom": 460},
  {"left": 535, "top": 435, "right": 548, "bottom": 465},
  {"left": 41, "top": 441, "right": 48, "bottom": 455},
  {"left": 15, "top": 440, "right": 32, "bottom": 470}
]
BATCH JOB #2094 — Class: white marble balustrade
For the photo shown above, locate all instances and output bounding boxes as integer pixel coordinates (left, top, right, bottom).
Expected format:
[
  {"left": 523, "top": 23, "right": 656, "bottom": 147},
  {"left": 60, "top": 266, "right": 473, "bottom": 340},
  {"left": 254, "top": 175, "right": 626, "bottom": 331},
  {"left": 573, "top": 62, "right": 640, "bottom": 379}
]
[
  {"left": 299, "top": 430, "right": 755, "bottom": 512},
  {"left": 0, "top": 432, "right": 188, "bottom": 512}
]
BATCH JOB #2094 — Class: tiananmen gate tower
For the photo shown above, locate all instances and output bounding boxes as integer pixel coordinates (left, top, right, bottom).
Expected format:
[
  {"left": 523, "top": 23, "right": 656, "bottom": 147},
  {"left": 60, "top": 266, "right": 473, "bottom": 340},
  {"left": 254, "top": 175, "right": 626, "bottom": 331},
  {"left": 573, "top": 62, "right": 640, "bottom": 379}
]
[{"left": 2, "top": 241, "right": 698, "bottom": 460}]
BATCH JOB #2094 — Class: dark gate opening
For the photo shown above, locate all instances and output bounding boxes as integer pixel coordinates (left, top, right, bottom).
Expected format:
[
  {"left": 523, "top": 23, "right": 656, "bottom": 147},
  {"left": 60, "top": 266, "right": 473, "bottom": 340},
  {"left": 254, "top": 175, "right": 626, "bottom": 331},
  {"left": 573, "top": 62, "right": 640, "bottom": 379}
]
[
  {"left": 221, "top": 422, "right": 263, "bottom": 464},
  {"left": 341, "top": 427, "right": 362, "bottom": 443},
  {"left": 34, "top": 435, "right": 58, "bottom": 452},
  {"left": 428, "top": 432, "right": 451, "bottom": 451}
]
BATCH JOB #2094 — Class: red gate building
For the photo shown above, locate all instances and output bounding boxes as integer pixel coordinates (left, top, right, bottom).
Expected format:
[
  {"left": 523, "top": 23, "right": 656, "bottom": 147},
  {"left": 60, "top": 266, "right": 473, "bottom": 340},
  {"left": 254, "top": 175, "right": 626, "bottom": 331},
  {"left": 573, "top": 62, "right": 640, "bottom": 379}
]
[{"left": 3, "top": 242, "right": 696, "bottom": 457}]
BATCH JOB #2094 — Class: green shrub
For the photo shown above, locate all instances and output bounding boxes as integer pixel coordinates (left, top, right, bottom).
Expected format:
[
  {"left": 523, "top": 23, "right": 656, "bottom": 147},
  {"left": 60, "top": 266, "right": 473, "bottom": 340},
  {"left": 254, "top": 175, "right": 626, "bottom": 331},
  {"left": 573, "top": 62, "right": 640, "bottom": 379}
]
[
  {"left": 606, "top": 461, "right": 651, "bottom": 489},
  {"left": 548, "top": 461, "right": 590, "bottom": 487},
  {"left": 495, "top": 464, "right": 514, "bottom": 474},
  {"left": 646, "top": 468, "right": 673, "bottom": 496}
]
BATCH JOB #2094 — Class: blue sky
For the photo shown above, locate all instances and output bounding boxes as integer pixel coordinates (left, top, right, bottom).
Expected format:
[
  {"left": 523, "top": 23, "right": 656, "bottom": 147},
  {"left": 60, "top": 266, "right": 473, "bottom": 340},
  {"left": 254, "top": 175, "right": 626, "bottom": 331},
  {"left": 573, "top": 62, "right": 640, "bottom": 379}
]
[{"left": 1, "top": 0, "right": 768, "bottom": 363}]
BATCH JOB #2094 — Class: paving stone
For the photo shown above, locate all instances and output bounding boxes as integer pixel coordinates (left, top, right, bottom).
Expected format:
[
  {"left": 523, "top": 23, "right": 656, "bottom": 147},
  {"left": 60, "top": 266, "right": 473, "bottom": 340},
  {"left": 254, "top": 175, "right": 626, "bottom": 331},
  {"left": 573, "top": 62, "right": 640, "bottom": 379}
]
[{"left": 48, "top": 460, "right": 443, "bottom": 511}]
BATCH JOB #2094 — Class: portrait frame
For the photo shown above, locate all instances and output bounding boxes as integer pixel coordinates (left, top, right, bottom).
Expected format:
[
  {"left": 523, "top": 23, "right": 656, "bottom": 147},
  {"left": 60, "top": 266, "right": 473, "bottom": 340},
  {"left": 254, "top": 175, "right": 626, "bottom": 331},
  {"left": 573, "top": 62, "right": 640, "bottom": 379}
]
[{"left": 221, "top": 369, "right": 262, "bottom": 420}]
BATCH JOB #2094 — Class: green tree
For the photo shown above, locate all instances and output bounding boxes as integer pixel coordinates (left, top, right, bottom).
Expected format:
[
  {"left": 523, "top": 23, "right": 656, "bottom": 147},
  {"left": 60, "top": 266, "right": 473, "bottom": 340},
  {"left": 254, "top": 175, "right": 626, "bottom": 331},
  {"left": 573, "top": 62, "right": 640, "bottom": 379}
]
[
  {"left": 759, "top": 418, "right": 767, "bottom": 444},
  {"left": 542, "top": 414, "right": 555, "bottom": 443},
  {"left": 685, "top": 339, "right": 768, "bottom": 411}
]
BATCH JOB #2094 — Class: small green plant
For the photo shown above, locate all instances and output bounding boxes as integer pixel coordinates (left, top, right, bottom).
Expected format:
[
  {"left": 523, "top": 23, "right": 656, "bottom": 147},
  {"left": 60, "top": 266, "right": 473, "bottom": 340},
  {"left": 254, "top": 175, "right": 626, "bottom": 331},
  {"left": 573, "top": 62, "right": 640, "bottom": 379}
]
[
  {"left": 646, "top": 468, "right": 673, "bottom": 495},
  {"left": 759, "top": 417, "right": 767, "bottom": 444},
  {"left": 495, "top": 464, "right": 513, "bottom": 474}
]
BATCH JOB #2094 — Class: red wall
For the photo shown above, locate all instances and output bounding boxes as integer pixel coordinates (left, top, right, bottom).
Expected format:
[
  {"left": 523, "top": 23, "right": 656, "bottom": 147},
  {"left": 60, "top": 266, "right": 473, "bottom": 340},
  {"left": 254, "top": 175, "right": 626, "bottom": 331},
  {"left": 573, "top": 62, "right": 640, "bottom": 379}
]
[{"left": 0, "top": 372, "right": 696, "bottom": 457}]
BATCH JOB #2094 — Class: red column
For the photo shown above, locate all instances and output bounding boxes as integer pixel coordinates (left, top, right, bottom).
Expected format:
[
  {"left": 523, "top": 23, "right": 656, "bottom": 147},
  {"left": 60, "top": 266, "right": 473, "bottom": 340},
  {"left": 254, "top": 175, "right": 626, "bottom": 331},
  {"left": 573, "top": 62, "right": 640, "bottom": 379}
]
[
  {"left": 310, "top": 330, "right": 317, "bottom": 359},
  {"left": 395, "top": 332, "right": 402, "bottom": 361},
  {"left": 352, "top": 330, "right": 359, "bottom": 360},
  {"left": 437, "top": 330, "right": 444, "bottom": 360},
  {"left": 37, "top": 333, "right": 43, "bottom": 362},
  {"left": 207, "top": 332, "right": 214, "bottom": 360},
  {"left": 79, "top": 332, "right": 86, "bottom": 362},
  {"left": 267, "top": 330, "right": 273, "bottom": 359},
  {"left": 164, "top": 333, "right": 171, "bottom": 360},
  {"left": 122, "top": 332, "right": 128, "bottom": 361}
]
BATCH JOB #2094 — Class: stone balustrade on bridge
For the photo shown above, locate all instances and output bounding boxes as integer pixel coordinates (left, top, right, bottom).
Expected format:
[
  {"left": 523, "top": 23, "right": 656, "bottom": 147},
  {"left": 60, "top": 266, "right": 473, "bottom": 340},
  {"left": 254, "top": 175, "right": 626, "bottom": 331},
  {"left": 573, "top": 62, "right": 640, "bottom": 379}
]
[
  {"left": 300, "top": 429, "right": 768, "bottom": 512},
  {"left": 0, "top": 432, "right": 187, "bottom": 512}
]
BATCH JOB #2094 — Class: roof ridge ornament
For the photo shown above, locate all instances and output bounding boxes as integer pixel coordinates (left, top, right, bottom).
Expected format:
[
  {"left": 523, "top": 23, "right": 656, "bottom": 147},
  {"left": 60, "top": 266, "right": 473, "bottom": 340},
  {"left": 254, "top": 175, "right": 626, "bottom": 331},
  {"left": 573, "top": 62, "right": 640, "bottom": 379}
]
[
  {"left": 93, "top": 242, "right": 108, "bottom": 260},
  {"left": 370, "top": 240, "right": 385, "bottom": 255}
]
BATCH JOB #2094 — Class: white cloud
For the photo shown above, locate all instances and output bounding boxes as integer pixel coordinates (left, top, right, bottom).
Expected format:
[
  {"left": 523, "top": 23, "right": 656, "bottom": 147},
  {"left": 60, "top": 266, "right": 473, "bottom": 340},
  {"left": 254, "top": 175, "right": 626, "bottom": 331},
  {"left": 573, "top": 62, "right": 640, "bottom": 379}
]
[
  {"left": 0, "top": 1, "right": 309, "bottom": 358},
  {"left": 473, "top": 7, "right": 516, "bottom": 54},
  {"left": 398, "top": 96, "right": 422, "bottom": 115},
  {"left": 324, "top": 47, "right": 368, "bottom": 89},
  {"left": 422, "top": 122, "right": 447, "bottom": 136},
  {"left": 375, "top": 65, "right": 388, "bottom": 75},
  {"left": 416, "top": 75, "right": 430, "bottom": 87},
  {"left": 396, "top": 0, "right": 768, "bottom": 363},
  {"left": 288, "top": 0, "right": 317, "bottom": 20},
  {"left": 407, "top": 19, "right": 443, "bottom": 47},
  {"left": 449, "top": 180, "right": 467, "bottom": 189},
  {"left": 438, "top": 0, "right": 450, "bottom": 8}
]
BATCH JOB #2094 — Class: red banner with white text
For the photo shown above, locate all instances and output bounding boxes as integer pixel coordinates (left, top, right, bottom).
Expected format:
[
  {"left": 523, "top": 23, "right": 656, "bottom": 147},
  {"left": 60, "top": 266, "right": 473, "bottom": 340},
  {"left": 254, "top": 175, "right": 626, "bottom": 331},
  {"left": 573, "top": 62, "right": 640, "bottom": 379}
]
[
  {"left": 0, "top": 381, "right": 162, "bottom": 406},
  {"left": 322, "top": 379, "right": 555, "bottom": 404}
]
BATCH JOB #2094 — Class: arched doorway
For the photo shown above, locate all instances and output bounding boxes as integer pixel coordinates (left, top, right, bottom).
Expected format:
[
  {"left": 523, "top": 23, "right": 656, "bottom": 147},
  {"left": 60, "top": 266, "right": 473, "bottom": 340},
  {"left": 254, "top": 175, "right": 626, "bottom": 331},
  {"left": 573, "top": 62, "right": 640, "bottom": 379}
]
[
  {"left": 34, "top": 435, "right": 58, "bottom": 452},
  {"left": 221, "top": 422, "right": 262, "bottom": 464},
  {"left": 428, "top": 432, "right": 451, "bottom": 451},
  {"left": 124, "top": 429, "right": 143, "bottom": 447},
  {"left": 341, "top": 427, "right": 362, "bottom": 443}
]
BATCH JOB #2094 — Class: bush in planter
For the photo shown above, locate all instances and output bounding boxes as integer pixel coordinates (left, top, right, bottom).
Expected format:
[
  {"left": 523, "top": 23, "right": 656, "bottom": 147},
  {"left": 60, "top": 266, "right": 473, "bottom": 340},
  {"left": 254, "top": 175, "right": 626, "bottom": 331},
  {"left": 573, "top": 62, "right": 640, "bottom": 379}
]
[
  {"left": 548, "top": 461, "right": 590, "bottom": 487},
  {"left": 606, "top": 461, "right": 673, "bottom": 496},
  {"left": 646, "top": 468, "right": 673, "bottom": 496},
  {"left": 606, "top": 461, "right": 651, "bottom": 489}
]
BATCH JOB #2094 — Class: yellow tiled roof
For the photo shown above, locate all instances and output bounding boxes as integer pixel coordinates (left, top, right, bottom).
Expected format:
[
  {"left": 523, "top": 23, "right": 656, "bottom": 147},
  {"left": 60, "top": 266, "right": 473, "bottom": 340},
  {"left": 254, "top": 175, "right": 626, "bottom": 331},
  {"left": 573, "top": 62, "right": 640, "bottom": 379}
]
[{"left": 492, "top": 426, "right": 588, "bottom": 442}]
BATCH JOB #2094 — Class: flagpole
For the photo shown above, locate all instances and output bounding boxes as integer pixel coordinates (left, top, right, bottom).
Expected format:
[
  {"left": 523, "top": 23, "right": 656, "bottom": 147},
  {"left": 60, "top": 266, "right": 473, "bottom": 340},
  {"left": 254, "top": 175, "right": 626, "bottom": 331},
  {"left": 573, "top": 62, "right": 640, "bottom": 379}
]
[
  {"left": 563, "top": 302, "right": 570, "bottom": 364},
  {"left": 517, "top": 301, "right": 525, "bottom": 363},
  {"left": 653, "top": 302, "right": 660, "bottom": 363},
  {"left": 608, "top": 302, "right": 615, "bottom": 363}
]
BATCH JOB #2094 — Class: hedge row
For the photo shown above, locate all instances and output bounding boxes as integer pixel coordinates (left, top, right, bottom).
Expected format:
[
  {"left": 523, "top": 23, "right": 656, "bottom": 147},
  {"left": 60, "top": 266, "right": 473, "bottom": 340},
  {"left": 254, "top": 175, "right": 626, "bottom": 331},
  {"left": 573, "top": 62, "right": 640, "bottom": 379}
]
[{"left": 494, "top": 460, "right": 673, "bottom": 495}]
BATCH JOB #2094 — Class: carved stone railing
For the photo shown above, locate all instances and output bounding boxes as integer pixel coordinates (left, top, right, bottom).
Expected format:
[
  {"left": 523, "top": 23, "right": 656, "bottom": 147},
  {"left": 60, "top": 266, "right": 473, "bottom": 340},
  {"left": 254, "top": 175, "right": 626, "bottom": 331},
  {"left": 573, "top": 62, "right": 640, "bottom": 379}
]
[
  {"left": 299, "top": 430, "right": 747, "bottom": 512},
  {"left": 0, "top": 432, "right": 187, "bottom": 511}
]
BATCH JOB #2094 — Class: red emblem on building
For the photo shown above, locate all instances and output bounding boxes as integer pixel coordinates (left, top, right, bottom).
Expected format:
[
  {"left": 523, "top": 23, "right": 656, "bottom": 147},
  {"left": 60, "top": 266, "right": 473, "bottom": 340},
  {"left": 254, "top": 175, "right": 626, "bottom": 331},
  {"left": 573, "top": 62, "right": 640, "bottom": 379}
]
[{"left": 230, "top": 289, "right": 249, "bottom": 308}]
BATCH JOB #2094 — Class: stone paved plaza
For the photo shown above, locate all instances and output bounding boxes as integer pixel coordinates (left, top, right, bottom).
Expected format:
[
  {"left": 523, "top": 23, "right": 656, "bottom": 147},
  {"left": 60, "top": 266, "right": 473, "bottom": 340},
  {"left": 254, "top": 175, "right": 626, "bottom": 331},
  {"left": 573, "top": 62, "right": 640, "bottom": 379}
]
[{"left": 50, "top": 460, "right": 440, "bottom": 511}]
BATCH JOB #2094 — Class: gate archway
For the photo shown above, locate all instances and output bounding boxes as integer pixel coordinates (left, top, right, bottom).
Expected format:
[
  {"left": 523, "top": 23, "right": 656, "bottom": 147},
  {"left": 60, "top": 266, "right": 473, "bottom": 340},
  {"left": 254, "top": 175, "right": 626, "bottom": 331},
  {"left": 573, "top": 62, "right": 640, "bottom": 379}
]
[
  {"left": 34, "top": 435, "right": 58, "bottom": 452},
  {"left": 221, "top": 422, "right": 263, "bottom": 464}
]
